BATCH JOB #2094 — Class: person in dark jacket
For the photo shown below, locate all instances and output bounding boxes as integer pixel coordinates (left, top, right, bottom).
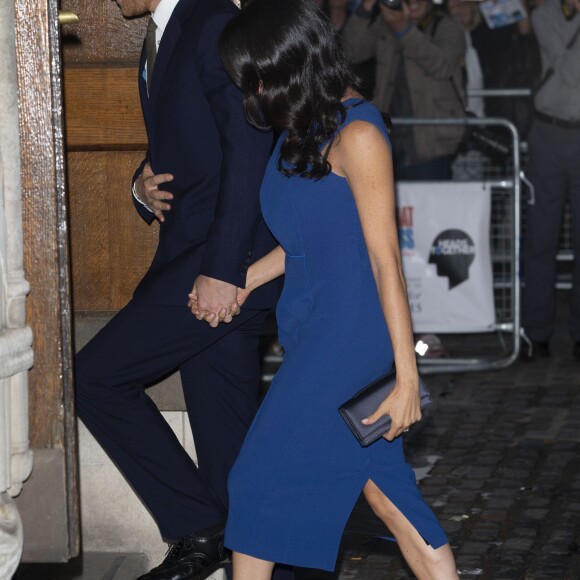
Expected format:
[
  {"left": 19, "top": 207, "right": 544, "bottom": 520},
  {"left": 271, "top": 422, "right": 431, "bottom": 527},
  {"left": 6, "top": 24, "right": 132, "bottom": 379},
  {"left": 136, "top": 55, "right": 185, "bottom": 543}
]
[
  {"left": 343, "top": 0, "right": 466, "bottom": 180},
  {"left": 74, "top": 0, "right": 279, "bottom": 578}
]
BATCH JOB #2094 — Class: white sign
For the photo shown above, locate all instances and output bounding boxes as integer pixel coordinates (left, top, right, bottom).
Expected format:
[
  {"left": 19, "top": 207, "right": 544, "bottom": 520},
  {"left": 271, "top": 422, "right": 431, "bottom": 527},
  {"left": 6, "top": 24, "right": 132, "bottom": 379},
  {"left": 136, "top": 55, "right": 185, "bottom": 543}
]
[
  {"left": 397, "top": 182, "right": 496, "bottom": 333},
  {"left": 479, "top": 0, "right": 527, "bottom": 29}
]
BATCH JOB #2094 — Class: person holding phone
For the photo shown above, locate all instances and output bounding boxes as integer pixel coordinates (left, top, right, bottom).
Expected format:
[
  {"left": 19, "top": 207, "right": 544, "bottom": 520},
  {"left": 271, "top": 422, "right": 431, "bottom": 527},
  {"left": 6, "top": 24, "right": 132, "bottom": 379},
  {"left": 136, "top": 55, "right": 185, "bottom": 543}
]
[{"left": 343, "top": 0, "right": 466, "bottom": 180}]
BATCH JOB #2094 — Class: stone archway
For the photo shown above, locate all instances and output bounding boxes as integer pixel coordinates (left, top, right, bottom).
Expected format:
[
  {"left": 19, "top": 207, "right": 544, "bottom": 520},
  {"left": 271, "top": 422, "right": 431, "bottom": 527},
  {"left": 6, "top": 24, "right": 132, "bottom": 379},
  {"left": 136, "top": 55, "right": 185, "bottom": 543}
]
[{"left": 0, "top": 0, "right": 34, "bottom": 575}]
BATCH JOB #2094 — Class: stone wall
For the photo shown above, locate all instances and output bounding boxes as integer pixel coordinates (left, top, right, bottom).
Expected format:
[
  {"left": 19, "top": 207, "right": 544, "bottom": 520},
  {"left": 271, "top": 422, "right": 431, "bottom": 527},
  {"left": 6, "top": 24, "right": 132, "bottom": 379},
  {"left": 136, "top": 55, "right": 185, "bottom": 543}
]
[{"left": 0, "top": 0, "right": 34, "bottom": 576}]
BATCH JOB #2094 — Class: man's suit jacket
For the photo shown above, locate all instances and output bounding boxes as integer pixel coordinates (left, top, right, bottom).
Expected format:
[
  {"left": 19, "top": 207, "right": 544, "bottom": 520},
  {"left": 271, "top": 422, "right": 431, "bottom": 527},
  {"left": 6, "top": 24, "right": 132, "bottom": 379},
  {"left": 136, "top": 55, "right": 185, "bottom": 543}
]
[{"left": 132, "top": 0, "right": 279, "bottom": 309}]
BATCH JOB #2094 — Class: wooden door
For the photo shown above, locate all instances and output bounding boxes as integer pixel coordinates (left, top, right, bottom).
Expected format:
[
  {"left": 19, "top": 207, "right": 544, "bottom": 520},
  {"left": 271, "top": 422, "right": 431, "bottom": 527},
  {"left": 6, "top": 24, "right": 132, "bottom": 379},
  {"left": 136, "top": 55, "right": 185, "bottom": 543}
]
[
  {"left": 61, "top": 1, "right": 158, "bottom": 313},
  {"left": 19, "top": 0, "right": 158, "bottom": 561},
  {"left": 12, "top": 0, "right": 156, "bottom": 561}
]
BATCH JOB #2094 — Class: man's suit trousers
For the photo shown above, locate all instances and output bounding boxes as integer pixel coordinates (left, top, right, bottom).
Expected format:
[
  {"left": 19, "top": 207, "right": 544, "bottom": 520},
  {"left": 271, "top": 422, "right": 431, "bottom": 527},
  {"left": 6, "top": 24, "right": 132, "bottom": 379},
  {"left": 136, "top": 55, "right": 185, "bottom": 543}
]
[
  {"left": 523, "top": 119, "right": 580, "bottom": 341},
  {"left": 75, "top": 300, "right": 268, "bottom": 539}
]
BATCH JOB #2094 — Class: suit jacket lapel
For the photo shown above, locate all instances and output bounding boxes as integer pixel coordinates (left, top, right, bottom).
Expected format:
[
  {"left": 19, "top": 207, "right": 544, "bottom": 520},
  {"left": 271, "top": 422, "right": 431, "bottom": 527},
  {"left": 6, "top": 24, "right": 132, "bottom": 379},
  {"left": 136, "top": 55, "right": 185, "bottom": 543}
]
[{"left": 148, "top": 0, "right": 200, "bottom": 105}]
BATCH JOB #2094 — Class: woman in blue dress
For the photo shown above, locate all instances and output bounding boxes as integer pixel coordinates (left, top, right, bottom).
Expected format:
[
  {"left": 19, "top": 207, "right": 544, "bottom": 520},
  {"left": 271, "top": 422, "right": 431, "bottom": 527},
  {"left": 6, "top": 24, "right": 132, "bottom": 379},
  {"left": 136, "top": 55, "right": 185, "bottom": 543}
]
[{"left": 195, "top": 0, "right": 458, "bottom": 577}]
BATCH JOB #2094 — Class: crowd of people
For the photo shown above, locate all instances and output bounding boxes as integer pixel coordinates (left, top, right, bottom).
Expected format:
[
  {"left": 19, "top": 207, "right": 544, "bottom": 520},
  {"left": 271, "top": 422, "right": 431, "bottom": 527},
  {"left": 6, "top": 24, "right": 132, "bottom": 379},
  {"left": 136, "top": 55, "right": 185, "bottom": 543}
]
[
  {"left": 75, "top": 0, "right": 579, "bottom": 579},
  {"left": 334, "top": 0, "right": 579, "bottom": 362},
  {"left": 318, "top": 0, "right": 544, "bottom": 175}
]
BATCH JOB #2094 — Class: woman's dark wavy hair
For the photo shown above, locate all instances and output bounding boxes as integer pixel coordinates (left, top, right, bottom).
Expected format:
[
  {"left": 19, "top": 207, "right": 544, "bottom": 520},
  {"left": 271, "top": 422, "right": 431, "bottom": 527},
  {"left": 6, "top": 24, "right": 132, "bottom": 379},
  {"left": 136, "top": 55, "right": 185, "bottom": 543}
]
[{"left": 220, "top": 0, "right": 363, "bottom": 179}]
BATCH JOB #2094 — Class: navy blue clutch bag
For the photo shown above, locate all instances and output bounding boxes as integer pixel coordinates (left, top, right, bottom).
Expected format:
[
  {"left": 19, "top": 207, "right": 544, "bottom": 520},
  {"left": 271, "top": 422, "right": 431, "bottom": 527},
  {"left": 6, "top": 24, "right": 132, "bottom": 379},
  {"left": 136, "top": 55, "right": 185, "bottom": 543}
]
[{"left": 338, "top": 371, "right": 433, "bottom": 447}]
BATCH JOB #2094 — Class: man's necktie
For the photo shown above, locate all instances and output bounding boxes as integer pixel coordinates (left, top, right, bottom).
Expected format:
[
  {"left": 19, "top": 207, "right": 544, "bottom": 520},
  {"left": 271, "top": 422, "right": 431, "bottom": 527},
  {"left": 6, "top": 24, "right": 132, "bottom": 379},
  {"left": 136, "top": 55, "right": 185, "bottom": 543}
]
[{"left": 146, "top": 17, "right": 157, "bottom": 92}]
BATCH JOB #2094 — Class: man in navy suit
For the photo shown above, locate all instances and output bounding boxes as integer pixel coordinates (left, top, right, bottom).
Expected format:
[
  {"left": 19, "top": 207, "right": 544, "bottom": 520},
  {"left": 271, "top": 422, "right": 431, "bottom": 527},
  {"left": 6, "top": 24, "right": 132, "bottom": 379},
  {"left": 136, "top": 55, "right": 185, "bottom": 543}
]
[{"left": 74, "top": 0, "right": 280, "bottom": 578}]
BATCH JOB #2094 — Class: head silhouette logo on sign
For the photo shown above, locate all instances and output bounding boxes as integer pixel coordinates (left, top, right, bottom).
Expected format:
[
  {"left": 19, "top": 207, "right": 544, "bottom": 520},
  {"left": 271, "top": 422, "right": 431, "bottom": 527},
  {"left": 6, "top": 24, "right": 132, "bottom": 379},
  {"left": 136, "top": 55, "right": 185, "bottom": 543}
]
[{"left": 428, "top": 229, "right": 475, "bottom": 289}]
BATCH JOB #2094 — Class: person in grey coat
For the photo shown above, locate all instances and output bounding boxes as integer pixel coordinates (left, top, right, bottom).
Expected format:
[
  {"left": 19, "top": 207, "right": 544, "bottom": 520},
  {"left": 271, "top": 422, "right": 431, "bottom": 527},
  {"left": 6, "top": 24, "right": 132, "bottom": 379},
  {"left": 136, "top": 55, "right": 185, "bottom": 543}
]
[
  {"left": 522, "top": 0, "right": 580, "bottom": 361},
  {"left": 343, "top": 0, "right": 465, "bottom": 180}
]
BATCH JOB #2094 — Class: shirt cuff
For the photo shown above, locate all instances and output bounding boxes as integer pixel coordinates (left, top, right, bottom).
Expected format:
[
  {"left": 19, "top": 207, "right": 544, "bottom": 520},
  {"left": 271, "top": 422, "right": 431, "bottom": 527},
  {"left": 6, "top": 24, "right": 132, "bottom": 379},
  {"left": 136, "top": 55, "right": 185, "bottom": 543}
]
[
  {"left": 132, "top": 179, "right": 155, "bottom": 213},
  {"left": 394, "top": 22, "right": 414, "bottom": 39}
]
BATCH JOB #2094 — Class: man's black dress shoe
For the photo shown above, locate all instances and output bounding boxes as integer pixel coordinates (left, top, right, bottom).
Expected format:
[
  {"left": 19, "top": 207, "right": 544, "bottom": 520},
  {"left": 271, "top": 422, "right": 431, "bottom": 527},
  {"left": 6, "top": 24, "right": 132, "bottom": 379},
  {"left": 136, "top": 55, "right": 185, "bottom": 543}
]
[
  {"left": 137, "top": 524, "right": 226, "bottom": 580},
  {"left": 520, "top": 340, "right": 550, "bottom": 361}
]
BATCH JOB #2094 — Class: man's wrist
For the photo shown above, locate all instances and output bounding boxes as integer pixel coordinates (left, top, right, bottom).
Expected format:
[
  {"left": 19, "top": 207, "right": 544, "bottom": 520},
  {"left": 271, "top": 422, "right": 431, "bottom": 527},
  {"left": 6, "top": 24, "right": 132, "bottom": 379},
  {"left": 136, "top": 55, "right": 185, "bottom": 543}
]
[
  {"left": 132, "top": 178, "right": 154, "bottom": 213},
  {"left": 394, "top": 21, "right": 413, "bottom": 38}
]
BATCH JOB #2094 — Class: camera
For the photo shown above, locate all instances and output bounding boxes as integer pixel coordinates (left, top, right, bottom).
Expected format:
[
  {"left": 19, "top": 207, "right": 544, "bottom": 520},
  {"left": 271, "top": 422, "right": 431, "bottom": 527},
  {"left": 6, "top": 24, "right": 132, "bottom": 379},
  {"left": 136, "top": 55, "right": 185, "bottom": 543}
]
[{"left": 379, "top": 0, "right": 403, "bottom": 10}]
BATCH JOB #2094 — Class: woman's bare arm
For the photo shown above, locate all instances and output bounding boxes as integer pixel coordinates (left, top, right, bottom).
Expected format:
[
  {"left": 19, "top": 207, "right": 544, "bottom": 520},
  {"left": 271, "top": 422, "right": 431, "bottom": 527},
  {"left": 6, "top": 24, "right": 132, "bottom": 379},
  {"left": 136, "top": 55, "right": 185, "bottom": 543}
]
[
  {"left": 239, "top": 245, "right": 286, "bottom": 304},
  {"left": 189, "top": 245, "right": 285, "bottom": 316},
  {"left": 330, "top": 120, "right": 421, "bottom": 441}
]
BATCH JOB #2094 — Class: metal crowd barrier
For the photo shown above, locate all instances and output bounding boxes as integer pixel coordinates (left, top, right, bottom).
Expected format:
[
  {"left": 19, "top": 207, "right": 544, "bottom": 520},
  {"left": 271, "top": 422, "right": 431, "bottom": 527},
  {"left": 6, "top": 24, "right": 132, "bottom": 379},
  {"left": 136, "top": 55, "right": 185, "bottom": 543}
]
[
  {"left": 392, "top": 116, "right": 522, "bottom": 375},
  {"left": 261, "top": 115, "right": 523, "bottom": 382},
  {"left": 260, "top": 115, "right": 523, "bottom": 383},
  {"left": 262, "top": 91, "right": 572, "bottom": 382}
]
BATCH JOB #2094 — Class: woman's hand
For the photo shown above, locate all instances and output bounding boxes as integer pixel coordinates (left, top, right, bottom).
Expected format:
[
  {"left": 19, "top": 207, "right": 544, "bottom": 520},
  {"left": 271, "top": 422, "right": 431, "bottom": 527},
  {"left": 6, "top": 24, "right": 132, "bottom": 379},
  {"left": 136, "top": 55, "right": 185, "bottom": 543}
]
[
  {"left": 187, "top": 285, "right": 251, "bottom": 326},
  {"left": 361, "top": 376, "right": 422, "bottom": 441},
  {"left": 187, "top": 287, "right": 240, "bottom": 327},
  {"left": 187, "top": 245, "right": 284, "bottom": 326}
]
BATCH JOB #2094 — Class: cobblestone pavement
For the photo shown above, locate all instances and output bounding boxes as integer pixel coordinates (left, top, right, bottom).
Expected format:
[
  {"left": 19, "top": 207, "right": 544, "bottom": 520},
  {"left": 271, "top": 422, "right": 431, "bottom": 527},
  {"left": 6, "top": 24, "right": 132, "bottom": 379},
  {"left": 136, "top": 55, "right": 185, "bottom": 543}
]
[
  {"left": 17, "top": 301, "right": 580, "bottom": 580},
  {"left": 311, "top": 333, "right": 580, "bottom": 579}
]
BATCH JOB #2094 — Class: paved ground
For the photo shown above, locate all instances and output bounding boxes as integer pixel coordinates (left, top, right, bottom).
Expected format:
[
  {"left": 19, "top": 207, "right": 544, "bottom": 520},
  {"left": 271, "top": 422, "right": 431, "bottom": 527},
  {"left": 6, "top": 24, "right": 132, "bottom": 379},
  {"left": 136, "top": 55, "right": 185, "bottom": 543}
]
[
  {"left": 14, "top": 553, "right": 148, "bottom": 580},
  {"left": 319, "top": 303, "right": 580, "bottom": 579},
  {"left": 16, "top": 294, "right": 580, "bottom": 579}
]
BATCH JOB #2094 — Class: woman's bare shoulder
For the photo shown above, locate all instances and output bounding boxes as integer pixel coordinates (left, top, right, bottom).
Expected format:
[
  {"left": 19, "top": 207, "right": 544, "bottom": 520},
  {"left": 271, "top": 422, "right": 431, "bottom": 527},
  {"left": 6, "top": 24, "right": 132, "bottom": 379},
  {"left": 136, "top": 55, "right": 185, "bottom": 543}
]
[{"left": 330, "top": 120, "right": 391, "bottom": 174}]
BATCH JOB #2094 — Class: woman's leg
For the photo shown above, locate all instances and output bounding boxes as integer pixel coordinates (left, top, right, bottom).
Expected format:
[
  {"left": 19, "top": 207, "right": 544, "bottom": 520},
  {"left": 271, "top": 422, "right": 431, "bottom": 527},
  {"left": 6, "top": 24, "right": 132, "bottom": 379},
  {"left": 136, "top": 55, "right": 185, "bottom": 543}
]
[
  {"left": 364, "top": 480, "right": 459, "bottom": 580},
  {"left": 232, "top": 551, "right": 275, "bottom": 580}
]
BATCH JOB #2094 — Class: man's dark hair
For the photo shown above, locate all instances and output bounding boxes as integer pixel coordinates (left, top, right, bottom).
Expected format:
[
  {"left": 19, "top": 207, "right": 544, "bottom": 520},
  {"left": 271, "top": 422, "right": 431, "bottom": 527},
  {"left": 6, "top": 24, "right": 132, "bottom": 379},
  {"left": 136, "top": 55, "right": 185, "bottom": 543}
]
[{"left": 220, "top": 0, "right": 363, "bottom": 180}]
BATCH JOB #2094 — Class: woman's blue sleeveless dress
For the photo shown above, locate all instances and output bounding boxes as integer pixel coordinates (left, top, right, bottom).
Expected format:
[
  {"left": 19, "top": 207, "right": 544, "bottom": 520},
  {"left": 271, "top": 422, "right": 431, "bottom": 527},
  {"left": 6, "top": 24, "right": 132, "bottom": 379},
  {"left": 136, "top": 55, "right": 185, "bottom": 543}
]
[{"left": 225, "top": 100, "right": 448, "bottom": 571}]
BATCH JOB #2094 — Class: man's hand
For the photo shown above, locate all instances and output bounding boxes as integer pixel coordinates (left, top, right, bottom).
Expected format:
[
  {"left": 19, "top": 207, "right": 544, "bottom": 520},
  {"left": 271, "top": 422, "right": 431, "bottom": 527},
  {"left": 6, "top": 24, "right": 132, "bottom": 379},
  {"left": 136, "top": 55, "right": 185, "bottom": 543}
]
[
  {"left": 135, "top": 162, "right": 174, "bottom": 223},
  {"left": 188, "top": 275, "right": 240, "bottom": 328},
  {"left": 379, "top": 1, "right": 411, "bottom": 34},
  {"left": 188, "top": 285, "right": 249, "bottom": 327}
]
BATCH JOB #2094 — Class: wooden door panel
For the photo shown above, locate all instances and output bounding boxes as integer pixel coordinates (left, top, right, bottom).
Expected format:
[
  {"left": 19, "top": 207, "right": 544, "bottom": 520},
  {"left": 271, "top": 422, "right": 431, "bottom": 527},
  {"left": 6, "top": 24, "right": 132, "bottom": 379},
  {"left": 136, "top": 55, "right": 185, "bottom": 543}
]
[
  {"left": 61, "top": 1, "right": 145, "bottom": 64},
  {"left": 60, "top": 0, "right": 155, "bottom": 313},
  {"left": 64, "top": 67, "right": 147, "bottom": 150},
  {"left": 68, "top": 151, "right": 159, "bottom": 312}
]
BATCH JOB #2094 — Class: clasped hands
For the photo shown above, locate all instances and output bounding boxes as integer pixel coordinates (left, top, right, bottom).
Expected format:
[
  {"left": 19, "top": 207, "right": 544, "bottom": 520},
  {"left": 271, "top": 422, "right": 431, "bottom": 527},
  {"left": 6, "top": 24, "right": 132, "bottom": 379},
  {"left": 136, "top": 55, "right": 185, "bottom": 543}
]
[
  {"left": 135, "top": 165, "right": 250, "bottom": 328},
  {"left": 188, "top": 275, "right": 250, "bottom": 328}
]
